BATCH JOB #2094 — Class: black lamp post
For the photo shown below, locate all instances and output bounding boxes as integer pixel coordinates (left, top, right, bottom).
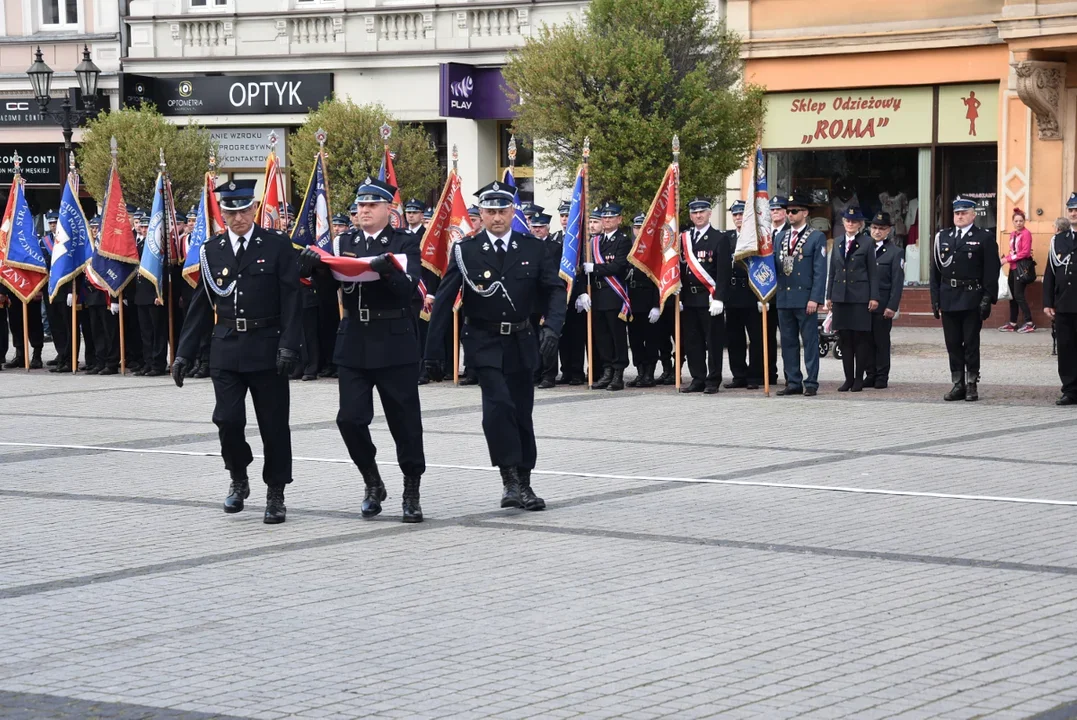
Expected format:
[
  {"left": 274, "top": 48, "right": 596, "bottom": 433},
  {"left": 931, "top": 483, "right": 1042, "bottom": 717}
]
[{"left": 26, "top": 45, "right": 101, "bottom": 153}]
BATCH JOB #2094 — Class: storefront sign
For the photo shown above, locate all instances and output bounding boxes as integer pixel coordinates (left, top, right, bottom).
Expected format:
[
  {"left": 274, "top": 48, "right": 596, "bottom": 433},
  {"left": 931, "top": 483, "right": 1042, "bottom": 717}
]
[
  {"left": 438, "top": 63, "right": 515, "bottom": 120},
  {"left": 0, "top": 144, "right": 62, "bottom": 185},
  {"left": 937, "top": 84, "right": 998, "bottom": 144},
  {"left": 210, "top": 127, "right": 288, "bottom": 169},
  {"left": 763, "top": 87, "right": 934, "bottom": 149},
  {"left": 123, "top": 74, "right": 333, "bottom": 116},
  {"left": 0, "top": 90, "right": 105, "bottom": 127}
]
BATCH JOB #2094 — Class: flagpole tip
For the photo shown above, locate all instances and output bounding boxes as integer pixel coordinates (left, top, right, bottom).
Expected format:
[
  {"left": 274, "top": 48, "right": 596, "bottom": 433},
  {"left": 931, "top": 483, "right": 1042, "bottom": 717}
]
[
  {"left": 315, "top": 128, "right": 327, "bottom": 147},
  {"left": 379, "top": 123, "right": 392, "bottom": 143},
  {"left": 582, "top": 136, "right": 590, "bottom": 160}
]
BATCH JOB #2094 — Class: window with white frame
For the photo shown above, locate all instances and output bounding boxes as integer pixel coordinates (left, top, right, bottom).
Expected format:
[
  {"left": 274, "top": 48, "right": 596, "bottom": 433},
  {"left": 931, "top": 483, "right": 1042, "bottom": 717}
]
[
  {"left": 189, "top": 0, "right": 229, "bottom": 8},
  {"left": 40, "top": 0, "right": 78, "bottom": 26}
]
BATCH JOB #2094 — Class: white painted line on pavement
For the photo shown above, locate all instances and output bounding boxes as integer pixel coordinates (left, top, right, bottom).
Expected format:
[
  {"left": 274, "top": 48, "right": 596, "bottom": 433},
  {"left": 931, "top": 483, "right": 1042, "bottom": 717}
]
[{"left": 1, "top": 440, "right": 1075, "bottom": 507}]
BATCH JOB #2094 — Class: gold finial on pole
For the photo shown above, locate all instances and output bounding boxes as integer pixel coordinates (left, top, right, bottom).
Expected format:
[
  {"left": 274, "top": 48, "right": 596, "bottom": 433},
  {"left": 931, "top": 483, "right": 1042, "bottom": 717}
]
[
  {"left": 12, "top": 150, "right": 21, "bottom": 172},
  {"left": 315, "top": 127, "right": 327, "bottom": 150},
  {"left": 452, "top": 143, "right": 458, "bottom": 172},
  {"left": 508, "top": 134, "right": 518, "bottom": 169},
  {"left": 159, "top": 147, "right": 166, "bottom": 172},
  {"left": 582, "top": 136, "right": 591, "bottom": 161},
  {"left": 110, "top": 136, "right": 118, "bottom": 162}
]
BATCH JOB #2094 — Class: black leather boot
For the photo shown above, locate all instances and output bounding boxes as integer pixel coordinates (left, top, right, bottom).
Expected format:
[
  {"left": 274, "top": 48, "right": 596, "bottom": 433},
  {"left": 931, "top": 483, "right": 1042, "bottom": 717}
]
[
  {"left": 518, "top": 469, "right": 546, "bottom": 511},
  {"left": 402, "top": 476, "right": 423, "bottom": 523},
  {"left": 657, "top": 366, "right": 674, "bottom": 385},
  {"left": 3, "top": 355, "right": 23, "bottom": 369},
  {"left": 264, "top": 486, "right": 286, "bottom": 524},
  {"left": 500, "top": 466, "right": 523, "bottom": 509},
  {"left": 680, "top": 378, "right": 706, "bottom": 393},
  {"left": 224, "top": 476, "right": 249, "bottom": 513},
  {"left": 592, "top": 367, "right": 613, "bottom": 389},
  {"left": 30, "top": 349, "right": 43, "bottom": 369},
  {"left": 607, "top": 369, "right": 625, "bottom": 391},
  {"left": 638, "top": 365, "right": 657, "bottom": 388},
  {"left": 627, "top": 369, "right": 641, "bottom": 388},
  {"left": 944, "top": 372, "right": 966, "bottom": 401},
  {"left": 965, "top": 372, "right": 979, "bottom": 402},
  {"left": 360, "top": 465, "right": 387, "bottom": 518}
]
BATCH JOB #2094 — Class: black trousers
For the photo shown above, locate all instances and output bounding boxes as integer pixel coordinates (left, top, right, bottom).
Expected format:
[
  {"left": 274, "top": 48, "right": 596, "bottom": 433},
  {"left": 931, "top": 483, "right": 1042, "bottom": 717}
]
[
  {"left": 210, "top": 367, "right": 292, "bottom": 487},
  {"left": 593, "top": 309, "right": 629, "bottom": 371},
  {"left": 317, "top": 287, "right": 339, "bottom": 372},
  {"left": 477, "top": 366, "right": 537, "bottom": 470},
  {"left": 137, "top": 304, "right": 169, "bottom": 372},
  {"left": 336, "top": 363, "right": 426, "bottom": 478},
  {"left": 79, "top": 306, "right": 96, "bottom": 368},
  {"left": 559, "top": 304, "right": 587, "bottom": 379},
  {"left": 88, "top": 306, "right": 120, "bottom": 369},
  {"left": 123, "top": 300, "right": 144, "bottom": 366},
  {"left": 1008, "top": 273, "right": 1032, "bottom": 325},
  {"left": 682, "top": 306, "right": 725, "bottom": 387},
  {"left": 1056, "top": 312, "right": 1077, "bottom": 399},
  {"left": 867, "top": 314, "right": 893, "bottom": 382},
  {"left": 837, "top": 329, "right": 873, "bottom": 382},
  {"left": 0, "top": 305, "right": 8, "bottom": 360},
  {"left": 627, "top": 309, "right": 660, "bottom": 370},
  {"left": 300, "top": 306, "right": 320, "bottom": 376},
  {"left": 941, "top": 309, "right": 983, "bottom": 378},
  {"left": 47, "top": 294, "right": 71, "bottom": 360},
  {"left": 6, "top": 298, "right": 44, "bottom": 357},
  {"left": 658, "top": 299, "right": 676, "bottom": 371}
]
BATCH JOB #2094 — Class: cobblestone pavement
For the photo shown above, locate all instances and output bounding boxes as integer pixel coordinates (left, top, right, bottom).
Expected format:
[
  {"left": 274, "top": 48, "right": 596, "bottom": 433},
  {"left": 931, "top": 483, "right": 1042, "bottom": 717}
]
[{"left": 1, "top": 329, "right": 1075, "bottom": 720}]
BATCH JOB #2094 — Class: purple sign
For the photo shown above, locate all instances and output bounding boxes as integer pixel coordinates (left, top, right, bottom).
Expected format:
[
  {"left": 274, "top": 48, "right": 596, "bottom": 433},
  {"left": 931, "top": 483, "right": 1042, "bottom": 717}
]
[{"left": 439, "top": 63, "right": 515, "bottom": 120}]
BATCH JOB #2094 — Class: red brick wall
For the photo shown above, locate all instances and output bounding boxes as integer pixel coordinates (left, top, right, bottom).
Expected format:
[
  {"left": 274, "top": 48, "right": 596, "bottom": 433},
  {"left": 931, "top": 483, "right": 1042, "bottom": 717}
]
[{"left": 895, "top": 285, "right": 1050, "bottom": 328}]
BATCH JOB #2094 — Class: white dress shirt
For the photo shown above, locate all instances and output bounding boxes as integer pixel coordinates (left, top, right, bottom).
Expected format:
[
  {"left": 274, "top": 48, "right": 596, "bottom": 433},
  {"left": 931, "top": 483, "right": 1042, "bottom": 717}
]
[{"left": 227, "top": 226, "right": 255, "bottom": 256}]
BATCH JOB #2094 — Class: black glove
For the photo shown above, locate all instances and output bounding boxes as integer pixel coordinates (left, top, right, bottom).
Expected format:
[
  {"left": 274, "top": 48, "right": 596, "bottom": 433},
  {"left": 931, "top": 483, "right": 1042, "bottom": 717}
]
[
  {"left": 539, "top": 327, "right": 559, "bottom": 366},
  {"left": 980, "top": 297, "right": 992, "bottom": 321},
  {"left": 369, "top": 253, "right": 396, "bottom": 275},
  {"left": 277, "top": 348, "right": 299, "bottom": 377},
  {"left": 298, "top": 247, "right": 323, "bottom": 276},
  {"left": 172, "top": 356, "right": 190, "bottom": 388},
  {"left": 932, "top": 303, "right": 941, "bottom": 320},
  {"left": 425, "top": 359, "right": 445, "bottom": 382}
]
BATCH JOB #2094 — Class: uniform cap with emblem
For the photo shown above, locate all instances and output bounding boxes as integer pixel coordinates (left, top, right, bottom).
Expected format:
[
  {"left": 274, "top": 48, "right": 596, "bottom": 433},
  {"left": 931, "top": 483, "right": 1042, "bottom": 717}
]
[
  {"left": 769, "top": 195, "right": 788, "bottom": 210},
  {"left": 354, "top": 176, "right": 397, "bottom": 204},
  {"left": 1067, "top": 192, "right": 1077, "bottom": 210},
  {"left": 348, "top": 203, "right": 359, "bottom": 214},
  {"left": 286, "top": 203, "right": 295, "bottom": 217},
  {"left": 521, "top": 202, "right": 544, "bottom": 218},
  {"left": 952, "top": 195, "right": 976, "bottom": 211},
  {"left": 404, "top": 198, "right": 425, "bottom": 213},
  {"left": 870, "top": 212, "right": 893, "bottom": 227},
  {"left": 530, "top": 213, "right": 551, "bottom": 227},
  {"left": 46, "top": 210, "right": 58, "bottom": 222},
  {"left": 467, "top": 204, "right": 481, "bottom": 217},
  {"left": 422, "top": 208, "right": 433, "bottom": 221},
  {"left": 475, "top": 180, "right": 516, "bottom": 210},
  {"left": 558, "top": 201, "right": 571, "bottom": 216},
  {"left": 633, "top": 213, "right": 646, "bottom": 227},
  {"left": 138, "top": 215, "right": 150, "bottom": 227},
  {"left": 841, "top": 206, "right": 865, "bottom": 222},
  {"left": 787, "top": 192, "right": 813, "bottom": 210},
  {"left": 175, "top": 212, "right": 188, "bottom": 224},
  {"left": 89, "top": 215, "right": 102, "bottom": 227},
  {"left": 589, "top": 207, "right": 601, "bottom": 219},
  {"left": 125, "top": 203, "right": 138, "bottom": 215},
  {"left": 597, "top": 201, "right": 623, "bottom": 218},
  {"left": 332, "top": 214, "right": 349, "bottom": 226},
  {"left": 687, "top": 196, "right": 712, "bottom": 212},
  {"left": 729, "top": 199, "right": 746, "bottom": 215},
  {"left": 215, "top": 179, "right": 259, "bottom": 210}
]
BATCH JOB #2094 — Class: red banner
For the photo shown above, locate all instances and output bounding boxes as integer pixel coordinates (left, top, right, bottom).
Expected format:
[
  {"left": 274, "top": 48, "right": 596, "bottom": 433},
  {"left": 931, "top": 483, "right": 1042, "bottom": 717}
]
[
  {"left": 258, "top": 152, "right": 287, "bottom": 231},
  {"left": 628, "top": 163, "right": 681, "bottom": 307},
  {"left": 0, "top": 181, "right": 48, "bottom": 303}
]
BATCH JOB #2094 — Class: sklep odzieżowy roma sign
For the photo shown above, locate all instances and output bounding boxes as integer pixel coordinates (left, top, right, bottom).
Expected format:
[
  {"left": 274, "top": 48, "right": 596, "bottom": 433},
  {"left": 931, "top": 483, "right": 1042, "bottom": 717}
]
[{"left": 763, "top": 87, "right": 934, "bottom": 149}]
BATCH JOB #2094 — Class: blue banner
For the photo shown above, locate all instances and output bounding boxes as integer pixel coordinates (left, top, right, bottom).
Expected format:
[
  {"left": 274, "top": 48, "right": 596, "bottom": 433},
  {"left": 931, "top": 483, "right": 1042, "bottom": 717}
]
[
  {"left": 291, "top": 153, "right": 331, "bottom": 251},
  {"left": 558, "top": 166, "right": 585, "bottom": 298},
  {"left": 746, "top": 147, "right": 778, "bottom": 303},
  {"left": 138, "top": 172, "right": 168, "bottom": 301},
  {"left": 502, "top": 168, "right": 530, "bottom": 234},
  {"left": 183, "top": 178, "right": 211, "bottom": 286},
  {"left": 48, "top": 177, "right": 93, "bottom": 301},
  {"left": 3, "top": 180, "right": 47, "bottom": 274}
]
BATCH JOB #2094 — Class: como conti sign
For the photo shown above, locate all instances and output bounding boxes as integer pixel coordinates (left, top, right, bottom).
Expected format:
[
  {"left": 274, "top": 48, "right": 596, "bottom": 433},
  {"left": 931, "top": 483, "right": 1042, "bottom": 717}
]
[{"left": 123, "top": 73, "right": 333, "bottom": 116}]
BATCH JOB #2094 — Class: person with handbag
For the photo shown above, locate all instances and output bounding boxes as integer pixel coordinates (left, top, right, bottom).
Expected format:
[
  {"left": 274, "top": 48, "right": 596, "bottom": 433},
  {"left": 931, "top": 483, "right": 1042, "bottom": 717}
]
[{"left": 1000, "top": 208, "right": 1036, "bottom": 333}]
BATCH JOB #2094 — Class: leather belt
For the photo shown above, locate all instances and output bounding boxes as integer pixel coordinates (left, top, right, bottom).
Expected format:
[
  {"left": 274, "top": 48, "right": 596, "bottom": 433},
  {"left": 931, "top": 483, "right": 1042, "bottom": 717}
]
[
  {"left": 689, "top": 286, "right": 702, "bottom": 294},
  {"left": 217, "top": 316, "right": 279, "bottom": 332},
  {"left": 465, "top": 318, "right": 530, "bottom": 335},
  {"left": 948, "top": 279, "right": 983, "bottom": 290},
  {"left": 344, "top": 307, "right": 408, "bottom": 322},
  {"left": 731, "top": 278, "right": 748, "bottom": 287}
]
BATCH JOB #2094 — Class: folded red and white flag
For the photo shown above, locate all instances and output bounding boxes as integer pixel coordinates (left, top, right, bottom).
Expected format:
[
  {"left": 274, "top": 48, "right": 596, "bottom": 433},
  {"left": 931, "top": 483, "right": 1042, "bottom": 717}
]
[{"left": 312, "top": 245, "right": 408, "bottom": 283}]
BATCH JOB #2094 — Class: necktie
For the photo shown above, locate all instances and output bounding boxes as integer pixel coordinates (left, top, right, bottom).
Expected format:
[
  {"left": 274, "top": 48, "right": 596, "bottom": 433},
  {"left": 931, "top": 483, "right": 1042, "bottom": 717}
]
[
  {"left": 495, "top": 239, "right": 506, "bottom": 254},
  {"left": 846, "top": 237, "right": 854, "bottom": 255},
  {"left": 235, "top": 237, "right": 246, "bottom": 264}
]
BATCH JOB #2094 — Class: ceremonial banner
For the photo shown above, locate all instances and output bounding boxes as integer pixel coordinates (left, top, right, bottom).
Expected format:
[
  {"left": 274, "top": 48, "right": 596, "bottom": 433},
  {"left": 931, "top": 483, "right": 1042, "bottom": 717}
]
[
  {"left": 734, "top": 147, "right": 778, "bottom": 302},
  {"left": 0, "top": 177, "right": 48, "bottom": 302},
  {"left": 628, "top": 163, "right": 681, "bottom": 307},
  {"left": 312, "top": 245, "right": 406, "bottom": 283},
  {"left": 378, "top": 148, "right": 404, "bottom": 230},
  {"left": 290, "top": 152, "right": 331, "bottom": 251},
  {"left": 89, "top": 162, "right": 139, "bottom": 296},
  {"left": 183, "top": 172, "right": 225, "bottom": 288},
  {"left": 258, "top": 150, "right": 287, "bottom": 230},
  {"left": 421, "top": 169, "right": 473, "bottom": 278},
  {"left": 502, "top": 167, "right": 530, "bottom": 234},
  {"left": 138, "top": 172, "right": 168, "bottom": 301},
  {"left": 558, "top": 166, "right": 586, "bottom": 298},
  {"left": 48, "top": 176, "right": 93, "bottom": 301}
]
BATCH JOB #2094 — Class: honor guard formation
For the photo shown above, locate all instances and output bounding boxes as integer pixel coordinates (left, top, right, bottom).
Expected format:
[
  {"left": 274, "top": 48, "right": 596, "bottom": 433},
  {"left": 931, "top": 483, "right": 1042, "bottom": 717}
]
[{"left": 2, "top": 162, "right": 1074, "bottom": 525}]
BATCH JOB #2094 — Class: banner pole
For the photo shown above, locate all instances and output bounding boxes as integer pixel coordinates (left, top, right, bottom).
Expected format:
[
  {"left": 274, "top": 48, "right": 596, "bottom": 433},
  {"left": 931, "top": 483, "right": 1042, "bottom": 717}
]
[
  {"left": 118, "top": 289, "right": 126, "bottom": 375},
  {"left": 583, "top": 137, "right": 593, "bottom": 389},
  {"left": 22, "top": 301, "right": 30, "bottom": 372},
  {"left": 672, "top": 135, "right": 682, "bottom": 391},
  {"left": 71, "top": 291, "right": 78, "bottom": 373},
  {"left": 761, "top": 302, "right": 770, "bottom": 397},
  {"left": 453, "top": 309, "right": 460, "bottom": 386}
]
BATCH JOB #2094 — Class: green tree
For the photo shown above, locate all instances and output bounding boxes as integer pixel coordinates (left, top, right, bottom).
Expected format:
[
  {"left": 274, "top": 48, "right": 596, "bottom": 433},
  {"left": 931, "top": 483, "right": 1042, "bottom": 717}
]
[
  {"left": 75, "top": 105, "right": 217, "bottom": 215},
  {"left": 289, "top": 100, "right": 442, "bottom": 216},
  {"left": 502, "top": 0, "right": 764, "bottom": 214}
]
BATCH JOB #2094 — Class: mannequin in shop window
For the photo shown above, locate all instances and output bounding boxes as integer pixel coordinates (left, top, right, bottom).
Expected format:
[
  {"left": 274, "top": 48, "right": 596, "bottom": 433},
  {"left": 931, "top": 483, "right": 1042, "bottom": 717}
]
[{"left": 879, "top": 177, "right": 909, "bottom": 248}]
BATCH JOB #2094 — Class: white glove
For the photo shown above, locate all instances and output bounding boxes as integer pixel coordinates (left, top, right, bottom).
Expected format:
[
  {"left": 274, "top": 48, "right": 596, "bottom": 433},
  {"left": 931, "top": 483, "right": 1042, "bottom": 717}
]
[
  {"left": 122, "top": 298, "right": 129, "bottom": 306},
  {"left": 583, "top": 262, "right": 594, "bottom": 273},
  {"left": 109, "top": 303, "right": 119, "bottom": 315},
  {"left": 66, "top": 293, "right": 73, "bottom": 307},
  {"left": 648, "top": 307, "right": 660, "bottom": 324},
  {"left": 757, "top": 301, "right": 764, "bottom": 313},
  {"left": 679, "top": 301, "right": 684, "bottom": 311},
  {"left": 575, "top": 294, "right": 591, "bottom": 313},
  {"left": 709, "top": 299, "right": 725, "bottom": 317}
]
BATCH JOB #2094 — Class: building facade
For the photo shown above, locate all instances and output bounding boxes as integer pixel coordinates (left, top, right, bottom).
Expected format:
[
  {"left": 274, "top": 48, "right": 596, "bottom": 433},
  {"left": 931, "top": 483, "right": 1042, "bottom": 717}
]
[
  {"left": 1, "top": 0, "right": 123, "bottom": 213},
  {"left": 122, "top": 0, "right": 586, "bottom": 210},
  {"left": 729, "top": 0, "right": 1077, "bottom": 324}
]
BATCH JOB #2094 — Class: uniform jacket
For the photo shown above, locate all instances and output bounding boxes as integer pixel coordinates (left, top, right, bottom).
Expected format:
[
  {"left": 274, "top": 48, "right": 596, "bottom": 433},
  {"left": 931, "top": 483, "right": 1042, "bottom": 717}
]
[
  {"left": 725, "top": 230, "right": 756, "bottom": 309},
  {"left": 177, "top": 224, "right": 302, "bottom": 372},
  {"left": 590, "top": 228, "right": 632, "bottom": 312},
  {"left": 776, "top": 225, "right": 827, "bottom": 310},
  {"left": 681, "top": 226, "right": 731, "bottom": 307},
  {"left": 873, "top": 240, "right": 905, "bottom": 314},
  {"left": 133, "top": 235, "right": 160, "bottom": 306},
  {"left": 1044, "top": 229, "right": 1077, "bottom": 313},
  {"left": 827, "top": 231, "right": 879, "bottom": 306},
  {"left": 426, "top": 229, "right": 567, "bottom": 372},
  {"left": 929, "top": 224, "right": 1000, "bottom": 312},
  {"left": 325, "top": 226, "right": 421, "bottom": 370}
]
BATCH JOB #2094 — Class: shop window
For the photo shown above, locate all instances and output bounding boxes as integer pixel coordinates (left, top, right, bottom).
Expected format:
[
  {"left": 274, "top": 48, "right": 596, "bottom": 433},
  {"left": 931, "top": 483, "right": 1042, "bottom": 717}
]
[
  {"left": 40, "top": 0, "right": 78, "bottom": 26},
  {"left": 497, "top": 121, "right": 533, "bottom": 203},
  {"left": 935, "top": 145, "right": 998, "bottom": 235},
  {"left": 189, "top": 0, "right": 229, "bottom": 8}
]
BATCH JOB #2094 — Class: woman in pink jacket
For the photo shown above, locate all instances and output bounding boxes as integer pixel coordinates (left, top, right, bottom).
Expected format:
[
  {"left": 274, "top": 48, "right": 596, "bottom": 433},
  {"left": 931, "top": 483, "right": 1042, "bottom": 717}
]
[{"left": 1000, "top": 208, "right": 1036, "bottom": 333}]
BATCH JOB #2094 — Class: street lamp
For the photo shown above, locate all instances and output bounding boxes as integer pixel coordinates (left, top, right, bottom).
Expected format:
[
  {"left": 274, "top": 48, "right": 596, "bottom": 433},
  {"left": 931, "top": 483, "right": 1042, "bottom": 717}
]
[{"left": 26, "top": 45, "right": 101, "bottom": 152}]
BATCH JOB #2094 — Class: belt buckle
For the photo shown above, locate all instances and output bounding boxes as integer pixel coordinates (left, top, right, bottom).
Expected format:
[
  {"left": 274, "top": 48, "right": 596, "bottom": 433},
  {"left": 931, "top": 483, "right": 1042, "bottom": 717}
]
[
  {"left": 691, "top": 286, "right": 699, "bottom": 294},
  {"left": 359, "top": 308, "right": 371, "bottom": 322},
  {"left": 949, "top": 279, "right": 959, "bottom": 288},
  {"left": 499, "top": 322, "right": 512, "bottom": 335},
  {"left": 235, "top": 318, "right": 247, "bottom": 332}
]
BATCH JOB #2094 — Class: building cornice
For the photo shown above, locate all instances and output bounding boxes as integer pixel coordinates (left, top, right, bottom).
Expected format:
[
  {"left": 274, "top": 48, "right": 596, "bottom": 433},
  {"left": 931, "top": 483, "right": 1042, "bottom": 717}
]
[
  {"left": 0, "top": 32, "right": 120, "bottom": 44},
  {"left": 994, "top": 11, "right": 1077, "bottom": 40},
  {"left": 743, "top": 24, "right": 1001, "bottom": 59},
  {"left": 124, "top": 0, "right": 577, "bottom": 22},
  {"left": 122, "top": 49, "right": 509, "bottom": 72}
]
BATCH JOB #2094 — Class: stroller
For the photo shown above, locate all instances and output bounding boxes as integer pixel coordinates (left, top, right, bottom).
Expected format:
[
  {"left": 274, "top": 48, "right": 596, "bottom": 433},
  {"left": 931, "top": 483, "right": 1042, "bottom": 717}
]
[{"left": 818, "top": 312, "right": 842, "bottom": 359}]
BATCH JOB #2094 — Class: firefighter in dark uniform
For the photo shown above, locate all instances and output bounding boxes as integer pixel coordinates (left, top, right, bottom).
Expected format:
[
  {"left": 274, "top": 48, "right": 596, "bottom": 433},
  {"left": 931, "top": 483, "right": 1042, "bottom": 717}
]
[
  {"left": 583, "top": 201, "right": 631, "bottom": 390},
  {"left": 2, "top": 284, "right": 44, "bottom": 369},
  {"left": 866, "top": 212, "right": 904, "bottom": 389},
  {"left": 299, "top": 178, "right": 427, "bottom": 522},
  {"left": 558, "top": 202, "right": 587, "bottom": 385},
  {"left": 1044, "top": 192, "right": 1077, "bottom": 406},
  {"left": 626, "top": 212, "right": 660, "bottom": 387},
  {"left": 43, "top": 211, "right": 75, "bottom": 372},
  {"left": 529, "top": 212, "right": 562, "bottom": 389},
  {"left": 180, "top": 207, "right": 211, "bottom": 379},
  {"left": 424, "top": 181, "right": 566, "bottom": 510},
  {"left": 172, "top": 179, "right": 302, "bottom": 524},
  {"left": 83, "top": 216, "right": 121, "bottom": 375},
  {"left": 724, "top": 200, "right": 758, "bottom": 389},
  {"left": 134, "top": 215, "right": 169, "bottom": 377},
  {"left": 929, "top": 196, "right": 1000, "bottom": 402},
  {"left": 405, "top": 198, "right": 436, "bottom": 386},
  {"left": 826, "top": 206, "right": 879, "bottom": 392},
  {"left": 680, "top": 197, "right": 731, "bottom": 394}
]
